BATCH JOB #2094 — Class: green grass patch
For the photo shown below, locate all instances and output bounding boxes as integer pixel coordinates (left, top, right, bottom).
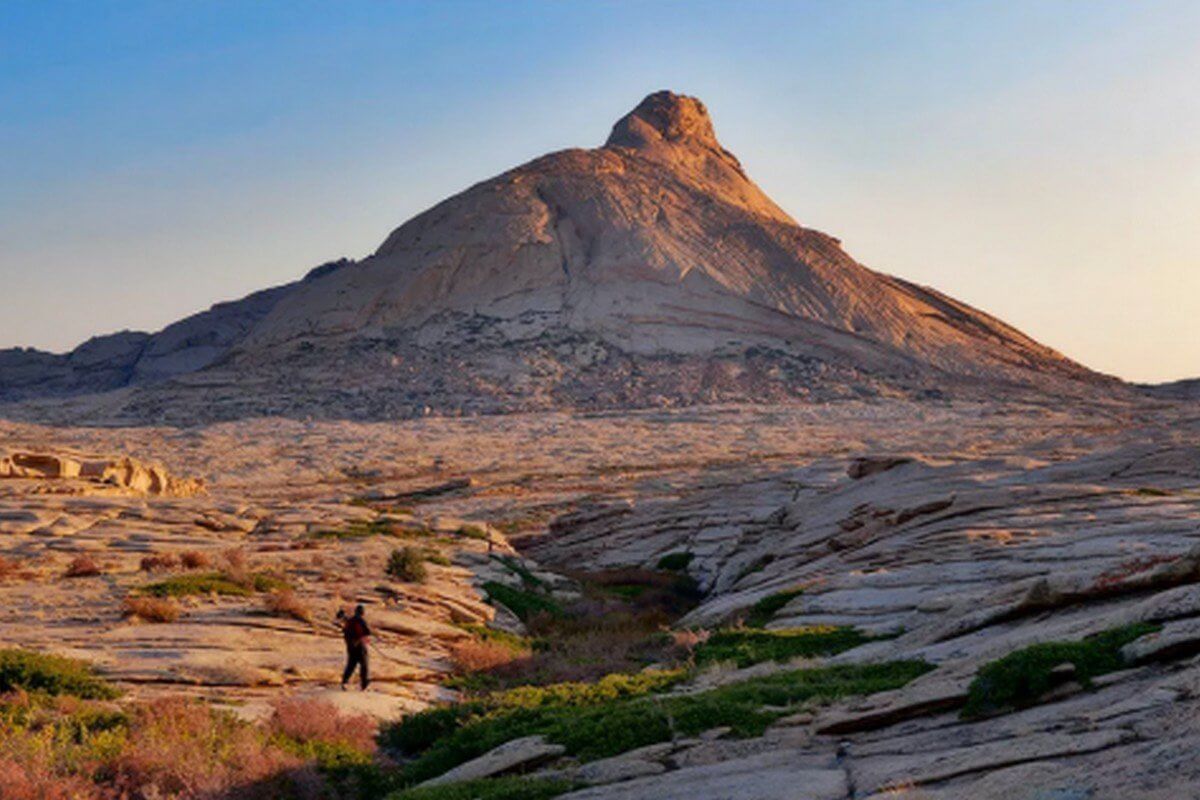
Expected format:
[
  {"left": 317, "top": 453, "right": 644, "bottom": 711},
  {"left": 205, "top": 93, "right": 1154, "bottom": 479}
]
[
  {"left": 387, "top": 777, "right": 574, "bottom": 800},
  {"left": 140, "top": 571, "right": 289, "bottom": 598},
  {"left": 483, "top": 582, "right": 563, "bottom": 622},
  {"left": 0, "top": 649, "right": 119, "bottom": 700},
  {"left": 655, "top": 552, "right": 694, "bottom": 572},
  {"left": 383, "top": 670, "right": 682, "bottom": 756},
  {"left": 388, "top": 547, "right": 429, "bottom": 583},
  {"left": 455, "top": 624, "right": 532, "bottom": 653},
  {"left": 694, "top": 626, "right": 872, "bottom": 668},
  {"left": 494, "top": 555, "right": 543, "bottom": 589},
  {"left": 275, "top": 735, "right": 375, "bottom": 771},
  {"left": 575, "top": 568, "right": 702, "bottom": 618},
  {"left": 311, "top": 517, "right": 399, "bottom": 540},
  {"left": 456, "top": 525, "right": 490, "bottom": 541},
  {"left": 745, "top": 588, "right": 805, "bottom": 628},
  {"left": 424, "top": 550, "right": 452, "bottom": 567},
  {"left": 963, "top": 623, "right": 1160, "bottom": 718},
  {"left": 386, "top": 661, "right": 928, "bottom": 785},
  {"left": 601, "top": 583, "right": 647, "bottom": 600}
]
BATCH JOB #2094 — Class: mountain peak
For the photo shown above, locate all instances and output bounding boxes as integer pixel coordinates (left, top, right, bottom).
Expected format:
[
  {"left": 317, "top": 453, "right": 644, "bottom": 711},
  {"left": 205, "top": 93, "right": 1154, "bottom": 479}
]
[{"left": 605, "top": 91, "right": 720, "bottom": 152}]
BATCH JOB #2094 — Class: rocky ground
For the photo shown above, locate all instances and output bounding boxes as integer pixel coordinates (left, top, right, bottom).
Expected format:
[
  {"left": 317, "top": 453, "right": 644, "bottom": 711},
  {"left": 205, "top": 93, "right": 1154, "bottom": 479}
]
[{"left": 1, "top": 395, "right": 1197, "bottom": 798}]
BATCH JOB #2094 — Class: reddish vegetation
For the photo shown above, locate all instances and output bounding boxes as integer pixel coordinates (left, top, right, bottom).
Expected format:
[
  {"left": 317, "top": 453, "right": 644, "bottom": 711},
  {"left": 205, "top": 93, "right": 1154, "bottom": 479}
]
[
  {"left": 0, "top": 691, "right": 384, "bottom": 800},
  {"left": 64, "top": 555, "right": 102, "bottom": 578},
  {"left": 180, "top": 550, "right": 212, "bottom": 570},
  {"left": 110, "top": 697, "right": 303, "bottom": 799},
  {"left": 450, "top": 640, "right": 526, "bottom": 674},
  {"left": 0, "top": 758, "right": 99, "bottom": 800},
  {"left": 140, "top": 553, "right": 181, "bottom": 572},
  {"left": 269, "top": 696, "right": 377, "bottom": 754},
  {"left": 668, "top": 628, "right": 712, "bottom": 659},
  {"left": 0, "top": 555, "right": 23, "bottom": 580}
]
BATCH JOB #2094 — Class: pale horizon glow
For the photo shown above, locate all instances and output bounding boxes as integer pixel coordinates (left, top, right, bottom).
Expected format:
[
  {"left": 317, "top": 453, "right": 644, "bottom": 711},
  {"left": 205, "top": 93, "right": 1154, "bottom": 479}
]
[{"left": 1, "top": 1, "right": 1197, "bottom": 383}]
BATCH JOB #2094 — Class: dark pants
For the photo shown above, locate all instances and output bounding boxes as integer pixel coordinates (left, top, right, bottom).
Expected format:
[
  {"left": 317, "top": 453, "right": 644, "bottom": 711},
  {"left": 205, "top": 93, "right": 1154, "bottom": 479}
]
[{"left": 342, "top": 644, "right": 369, "bottom": 689}]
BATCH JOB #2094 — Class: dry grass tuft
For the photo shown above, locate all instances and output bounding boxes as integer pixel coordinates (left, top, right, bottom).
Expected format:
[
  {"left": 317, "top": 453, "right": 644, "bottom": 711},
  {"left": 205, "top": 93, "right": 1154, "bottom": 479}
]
[
  {"left": 264, "top": 590, "right": 313, "bottom": 624},
  {"left": 450, "top": 639, "right": 527, "bottom": 674},
  {"left": 0, "top": 555, "right": 24, "bottom": 581},
  {"left": 180, "top": 550, "right": 211, "bottom": 570},
  {"left": 222, "top": 547, "right": 248, "bottom": 571},
  {"left": 139, "top": 553, "right": 180, "bottom": 572},
  {"left": 64, "top": 556, "right": 102, "bottom": 578},
  {"left": 122, "top": 595, "right": 182, "bottom": 623}
]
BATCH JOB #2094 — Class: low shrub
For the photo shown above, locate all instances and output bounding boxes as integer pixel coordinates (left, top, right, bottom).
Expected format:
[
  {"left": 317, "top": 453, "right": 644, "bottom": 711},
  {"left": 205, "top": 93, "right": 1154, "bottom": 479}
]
[
  {"left": 388, "top": 547, "right": 429, "bottom": 583},
  {"left": 0, "top": 758, "right": 107, "bottom": 800},
  {"left": 383, "top": 704, "right": 481, "bottom": 755},
  {"left": 108, "top": 696, "right": 303, "bottom": 798},
  {"left": 264, "top": 589, "right": 313, "bottom": 623},
  {"left": 0, "top": 693, "right": 127, "bottom": 799},
  {"left": 454, "top": 625, "right": 532, "bottom": 651},
  {"left": 0, "top": 649, "right": 118, "bottom": 700},
  {"left": 655, "top": 552, "right": 694, "bottom": 572},
  {"left": 64, "top": 556, "right": 102, "bottom": 579},
  {"left": 0, "top": 690, "right": 393, "bottom": 800},
  {"left": 0, "top": 555, "right": 22, "bottom": 580},
  {"left": 482, "top": 582, "right": 562, "bottom": 622},
  {"left": 450, "top": 640, "right": 527, "bottom": 675},
  {"left": 222, "top": 547, "right": 248, "bottom": 571},
  {"left": 389, "top": 661, "right": 929, "bottom": 785},
  {"left": 694, "top": 626, "right": 871, "bottom": 668},
  {"left": 269, "top": 696, "right": 378, "bottom": 770},
  {"left": 122, "top": 596, "right": 182, "bottom": 623},
  {"left": 139, "top": 553, "right": 180, "bottom": 572},
  {"left": 455, "top": 525, "right": 490, "bottom": 541},
  {"left": 180, "top": 550, "right": 211, "bottom": 570},
  {"left": 963, "top": 623, "right": 1160, "bottom": 718},
  {"left": 140, "top": 571, "right": 289, "bottom": 598},
  {"left": 744, "top": 588, "right": 804, "bottom": 628}
]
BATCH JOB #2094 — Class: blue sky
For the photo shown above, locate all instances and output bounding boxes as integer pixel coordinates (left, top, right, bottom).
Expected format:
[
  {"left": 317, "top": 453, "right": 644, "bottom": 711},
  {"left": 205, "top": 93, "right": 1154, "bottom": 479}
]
[{"left": 1, "top": 1, "right": 1197, "bottom": 381}]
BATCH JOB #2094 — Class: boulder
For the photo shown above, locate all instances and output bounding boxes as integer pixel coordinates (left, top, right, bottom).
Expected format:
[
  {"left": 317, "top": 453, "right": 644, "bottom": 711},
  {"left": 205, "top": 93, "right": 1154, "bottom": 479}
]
[
  {"left": 1121, "top": 618, "right": 1200, "bottom": 664},
  {"left": 419, "top": 735, "right": 566, "bottom": 786},
  {"left": 848, "top": 457, "right": 913, "bottom": 480}
]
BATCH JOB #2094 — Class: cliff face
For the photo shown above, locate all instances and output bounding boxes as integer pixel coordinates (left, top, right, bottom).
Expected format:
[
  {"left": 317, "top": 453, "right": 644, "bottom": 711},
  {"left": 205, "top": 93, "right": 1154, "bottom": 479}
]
[{"left": 1, "top": 92, "right": 1112, "bottom": 421}]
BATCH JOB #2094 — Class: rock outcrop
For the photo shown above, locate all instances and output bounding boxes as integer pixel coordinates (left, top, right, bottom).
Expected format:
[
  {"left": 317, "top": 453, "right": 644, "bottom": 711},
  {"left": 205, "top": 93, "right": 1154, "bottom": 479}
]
[{"left": 0, "top": 451, "right": 205, "bottom": 496}]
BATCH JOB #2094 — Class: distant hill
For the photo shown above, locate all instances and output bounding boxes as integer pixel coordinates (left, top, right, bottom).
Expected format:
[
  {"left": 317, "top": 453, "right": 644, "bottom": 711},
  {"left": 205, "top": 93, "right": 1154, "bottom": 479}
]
[{"left": 1, "top": 92, "right": 1120, "bottom": 423}]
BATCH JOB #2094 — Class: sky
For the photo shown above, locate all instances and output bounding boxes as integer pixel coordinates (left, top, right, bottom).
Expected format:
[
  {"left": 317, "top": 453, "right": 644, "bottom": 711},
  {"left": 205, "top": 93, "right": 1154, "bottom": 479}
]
[{"left": 1, "top": 1, "right": 1197, "bottom": 383}]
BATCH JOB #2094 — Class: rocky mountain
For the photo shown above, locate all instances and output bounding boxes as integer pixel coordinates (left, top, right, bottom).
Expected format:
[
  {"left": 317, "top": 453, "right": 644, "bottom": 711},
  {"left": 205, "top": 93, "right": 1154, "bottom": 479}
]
[
  {"left": 1144, "top": 378, "right": 1200, "bottom": 399},
  {"left": 1, "top": 92, "right": 1117, "bottom": 422}
]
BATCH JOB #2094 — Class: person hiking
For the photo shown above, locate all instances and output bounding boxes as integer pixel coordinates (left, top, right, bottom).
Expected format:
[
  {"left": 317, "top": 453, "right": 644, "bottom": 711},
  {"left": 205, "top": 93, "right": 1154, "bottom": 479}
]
[{"left": 338, "top": 605, "right": 371, "bottom": 691}]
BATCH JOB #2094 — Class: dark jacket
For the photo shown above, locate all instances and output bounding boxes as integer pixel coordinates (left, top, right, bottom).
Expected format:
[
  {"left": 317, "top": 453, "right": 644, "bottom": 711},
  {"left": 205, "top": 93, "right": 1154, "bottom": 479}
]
[{"left": 342, "top": 616, "right": 371, "bottom": 647}]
